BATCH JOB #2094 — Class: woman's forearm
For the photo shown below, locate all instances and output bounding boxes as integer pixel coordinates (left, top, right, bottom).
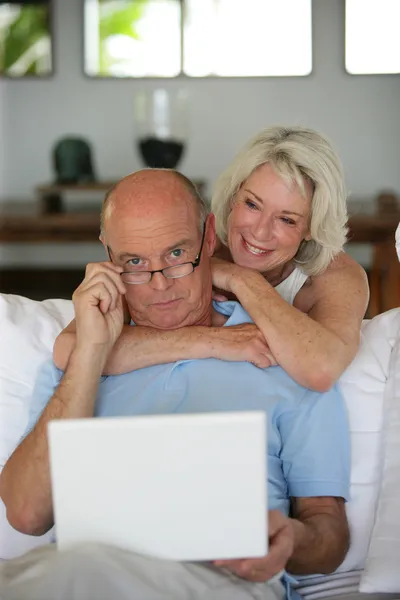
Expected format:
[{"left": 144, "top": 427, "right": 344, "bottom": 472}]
[
  {"left": 103, "top": 325, "right": 219, "bottom": 374},
  {"left": 231, "top": 272, "right": 356, "bottom": 391},
  {"left": 54, "top": 325, "right": 214, "bottom": 374},
  {"left": 54, "top": 321, "right": 274, "bottom": 375}
]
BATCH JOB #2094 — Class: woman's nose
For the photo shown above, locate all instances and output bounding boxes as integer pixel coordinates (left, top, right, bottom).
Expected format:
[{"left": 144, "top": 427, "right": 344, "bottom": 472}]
[{"left": 251, "top": 215, "right": 274, "bottom": 241}]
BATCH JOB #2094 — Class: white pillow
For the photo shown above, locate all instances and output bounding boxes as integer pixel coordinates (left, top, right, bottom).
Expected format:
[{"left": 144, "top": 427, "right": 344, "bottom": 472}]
[
  {"left": 396, "top": 222, "right": 400, "bottom": 262},
  {"left": 294, "top": 309, "right": 400, "bottom": 597},
  {"left": 0, "top": 293, "right": 74, "bottom": 560},
  {"left": 337, "top": 308, "right": 400, "bottom": 573},
  {"left": 360, "top": 321, "right": 400, "bottom": 592}
]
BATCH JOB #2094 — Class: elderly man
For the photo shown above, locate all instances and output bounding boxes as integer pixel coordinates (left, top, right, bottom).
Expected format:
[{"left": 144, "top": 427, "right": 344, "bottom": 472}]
[{"left": 0, "top": 170, "right": 350, "bottom": 600}]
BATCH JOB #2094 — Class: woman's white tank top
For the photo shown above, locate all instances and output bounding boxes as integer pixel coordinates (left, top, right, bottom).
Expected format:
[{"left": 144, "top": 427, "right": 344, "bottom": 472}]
[{"left": 274, "top": 267, "right": 308, "bottom": 305}]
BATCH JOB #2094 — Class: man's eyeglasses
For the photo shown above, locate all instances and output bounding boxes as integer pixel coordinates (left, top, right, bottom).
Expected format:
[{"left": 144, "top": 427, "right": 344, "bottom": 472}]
[{"left": 107, "top": 224, "right": 206, "bottom": 285}]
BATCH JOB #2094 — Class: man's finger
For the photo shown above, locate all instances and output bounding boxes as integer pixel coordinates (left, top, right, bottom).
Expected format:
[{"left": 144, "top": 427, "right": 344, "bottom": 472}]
[
  {"left": 85, "top": 261, "right": 123, "bottom": 279},
  {"left": 214, "top": 558, "right": 276, "bottom": 582},
  {"left": 99, "top": 296, "right": 111, "bottom": 315},
  {"left": 81, "top": 272, "right": 126, "bottom": 299},
  {"left": 83, "top": 263, "right": 126, "bottom": 295},
  {"left": 88, "top": 283, "right": 112, "bottom": 313}
]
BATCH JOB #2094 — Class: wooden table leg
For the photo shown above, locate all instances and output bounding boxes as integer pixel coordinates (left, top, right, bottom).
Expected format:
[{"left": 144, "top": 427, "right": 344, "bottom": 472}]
[
  {"left": 368, "top": 244, "right": 383, "bottom": 318},
  {"left": 381, "top": 241, "right": 400, "bottom": 312},
  {"left": 368, "top": 241, "right": 400, "bottom": 318},
  {"left": 39, "top": 192, "right": 64, "bottom": 214}
]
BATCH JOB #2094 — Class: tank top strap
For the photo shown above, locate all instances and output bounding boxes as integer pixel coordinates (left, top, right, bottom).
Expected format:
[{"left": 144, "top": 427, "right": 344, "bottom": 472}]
[{"left": 274, "top": 267, "right": 308, "bottom": 305}]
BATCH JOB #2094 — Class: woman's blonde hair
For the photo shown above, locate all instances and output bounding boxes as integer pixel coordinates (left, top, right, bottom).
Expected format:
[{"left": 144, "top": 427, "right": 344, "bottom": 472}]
[{"left": 212, "top": 125, "right": 348, "bottom": 276}]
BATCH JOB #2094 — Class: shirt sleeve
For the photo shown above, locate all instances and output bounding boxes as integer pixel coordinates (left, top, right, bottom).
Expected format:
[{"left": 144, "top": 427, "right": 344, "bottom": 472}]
[
  {"left": 277, "top": 384, "right": 350, "bottom": 500},
  {"left": 22, "top": 359, "right": 63, "bottom": 439}
]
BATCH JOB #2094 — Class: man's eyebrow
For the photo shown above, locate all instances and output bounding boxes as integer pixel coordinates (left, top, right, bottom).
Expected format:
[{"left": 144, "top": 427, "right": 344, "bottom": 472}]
[
  {"left": 164, "top": 238, "right": 193, "bottom": 252},
  {"left": 117, "top": 239, "right": 194, "bottom": 261},
  {"left": 117, "top": 252, "right": 142, "bottom": 261},
  {"left": 243, "top": 189, "right": 305, "bottom": 218}
]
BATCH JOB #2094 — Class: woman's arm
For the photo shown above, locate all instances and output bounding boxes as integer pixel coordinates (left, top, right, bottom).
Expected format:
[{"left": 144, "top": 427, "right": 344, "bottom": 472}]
[
  {"left": 53, "top": 320, "right": 274, "bottom": 374},
  {"left": 212, "top": 252, "right": 369, "bottom": 392},
  {"left": 53, "top": 321, "right": 217, "bottom": 374}
]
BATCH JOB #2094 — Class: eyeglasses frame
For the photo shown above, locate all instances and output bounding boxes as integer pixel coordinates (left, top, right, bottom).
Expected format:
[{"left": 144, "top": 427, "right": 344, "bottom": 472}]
[{"left": 106, "top": 223, "right": 207, "bottom": 285}]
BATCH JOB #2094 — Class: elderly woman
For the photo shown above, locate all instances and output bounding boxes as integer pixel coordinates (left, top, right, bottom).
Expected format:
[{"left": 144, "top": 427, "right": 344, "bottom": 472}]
[
  {"left": 209, "top": 126, "right": 369, "bottom": 390},
  {"left": 54, "top": 126, "right": 368, "bottom": 391}
]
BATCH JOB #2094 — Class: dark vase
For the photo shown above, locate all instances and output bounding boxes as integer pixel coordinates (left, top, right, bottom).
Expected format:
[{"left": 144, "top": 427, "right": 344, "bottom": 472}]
[
  {"left": 134, "top": 89, "right": 189, "bottom": 170},
  {"left": 138, "top": 137, "right": 185, "bottom": 169}
]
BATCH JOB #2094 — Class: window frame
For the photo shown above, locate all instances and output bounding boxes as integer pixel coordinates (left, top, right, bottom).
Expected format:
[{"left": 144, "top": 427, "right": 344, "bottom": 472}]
[{"left": 81, "top": 0, "right": 314, "bottom": 80}]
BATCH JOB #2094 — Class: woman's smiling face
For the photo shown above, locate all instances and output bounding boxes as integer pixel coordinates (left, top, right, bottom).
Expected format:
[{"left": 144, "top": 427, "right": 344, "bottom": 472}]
[{"left": 227, "top": 163, "right": 313, "bottom": 276}]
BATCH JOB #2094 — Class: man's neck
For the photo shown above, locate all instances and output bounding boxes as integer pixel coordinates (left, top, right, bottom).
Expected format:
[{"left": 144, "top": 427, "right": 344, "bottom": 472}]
[{"left": 188, "top": 303, "right": 229, "bottom": 329}]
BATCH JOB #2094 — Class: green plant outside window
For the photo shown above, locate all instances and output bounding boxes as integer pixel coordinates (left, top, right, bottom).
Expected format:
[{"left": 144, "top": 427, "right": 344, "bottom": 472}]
[{"left": 0, "top": 3, "right": 52, "bottom": 77}]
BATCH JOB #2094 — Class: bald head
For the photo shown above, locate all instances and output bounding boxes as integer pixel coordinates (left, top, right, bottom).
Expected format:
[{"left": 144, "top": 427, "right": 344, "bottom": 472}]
[{"left": 100, "top": 169, "right": 208, "bottom": 239}]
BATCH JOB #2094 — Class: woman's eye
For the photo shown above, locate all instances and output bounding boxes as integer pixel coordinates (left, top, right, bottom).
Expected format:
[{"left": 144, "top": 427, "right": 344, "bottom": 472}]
[
  {"left": 245, "top": 199, "right": 258, "bottom": 210},
  {"left": 171, "top": 249, "right": 183, "bottom": 258},
  {"left": 280, "top": 217, "right": 296, "bottom": 226}
]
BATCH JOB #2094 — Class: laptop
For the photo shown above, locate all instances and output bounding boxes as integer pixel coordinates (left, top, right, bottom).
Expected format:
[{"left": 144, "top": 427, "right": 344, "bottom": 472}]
[{"left": 48, "top": 411, "right": 268, "bottom": 561}]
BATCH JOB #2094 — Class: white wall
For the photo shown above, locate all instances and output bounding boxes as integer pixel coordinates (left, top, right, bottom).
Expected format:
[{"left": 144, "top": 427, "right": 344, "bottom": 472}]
[{"left": 1, "top": 0, "right": 399, "bottom": 266}]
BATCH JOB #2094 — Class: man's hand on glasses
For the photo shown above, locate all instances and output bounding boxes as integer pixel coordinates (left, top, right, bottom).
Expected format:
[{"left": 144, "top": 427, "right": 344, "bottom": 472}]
[{"left": 72, "top": 261, "right": 127, "bottom": 350}]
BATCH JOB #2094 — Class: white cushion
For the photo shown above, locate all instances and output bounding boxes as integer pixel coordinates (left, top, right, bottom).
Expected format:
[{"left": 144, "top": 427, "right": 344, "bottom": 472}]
[
  {"left": 337, "top": 308, "right": 400, "bottom": 573},
  {"left": 396, "top": 222, "right": 400, "bottom": 262},
  {"left": 0, "top": 293, "right": 74, "bottom": 560},
  {"left": 359, "top": 319, "right": 400, "bottom": 592},
  {"left": 0, "top": 291, "right": 399, "bottom": 574}
]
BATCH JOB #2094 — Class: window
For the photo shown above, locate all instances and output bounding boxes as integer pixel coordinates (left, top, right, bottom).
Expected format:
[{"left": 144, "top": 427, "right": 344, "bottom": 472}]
[
  {"left": 84, "top": 0, "right": 312, "bottom": 78},
  {"left": 0, "top": 1, "right": 52, "bottom": 77},
  {"left": 345, "top": 0, "right": 400, "bottom": 74}
]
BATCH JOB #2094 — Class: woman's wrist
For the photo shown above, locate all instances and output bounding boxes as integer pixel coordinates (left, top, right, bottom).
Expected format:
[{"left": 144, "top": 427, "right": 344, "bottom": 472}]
[{"left": 230, "top": 267, "right": 268, "bottom": 297}]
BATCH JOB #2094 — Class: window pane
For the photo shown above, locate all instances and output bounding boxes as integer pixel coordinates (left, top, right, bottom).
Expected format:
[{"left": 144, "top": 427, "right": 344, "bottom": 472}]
[
  {"left": 0, "top": 3, "right": 52, "bottom": 77},
  {"left": 184, "top": 0, "right": 312, "bottom": 77},
  {"left": 346, "top": 0, "right": 400, "bottom": 74},
  {"left": 84, "top": 0, "right": 181, "bottom": 78}
]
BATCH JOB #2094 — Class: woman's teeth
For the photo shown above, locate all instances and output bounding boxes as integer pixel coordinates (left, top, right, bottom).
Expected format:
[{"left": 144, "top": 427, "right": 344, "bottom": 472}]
[{"left": 245, "top": 240, "right": 268, "bottom": 255}]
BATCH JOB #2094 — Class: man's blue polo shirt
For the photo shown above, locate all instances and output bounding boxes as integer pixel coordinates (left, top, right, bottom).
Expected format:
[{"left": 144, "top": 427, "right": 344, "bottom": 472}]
[{"left": 26, "top": 300, "right": 350, "bottom": 516}]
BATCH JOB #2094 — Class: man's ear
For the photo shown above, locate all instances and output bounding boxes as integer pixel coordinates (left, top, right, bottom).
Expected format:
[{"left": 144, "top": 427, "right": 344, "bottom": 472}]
[
  {"left": 205, "top": 213, "right": 217, "bottom": 257},
  {"left": 99, "top": 235, "right": 109, "bottom": 259}
]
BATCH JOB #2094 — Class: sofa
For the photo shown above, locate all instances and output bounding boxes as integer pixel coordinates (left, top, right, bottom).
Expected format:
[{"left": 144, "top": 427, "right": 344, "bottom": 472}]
[{"left": 1, "top": 291, "right": 400, "bottom": 598}]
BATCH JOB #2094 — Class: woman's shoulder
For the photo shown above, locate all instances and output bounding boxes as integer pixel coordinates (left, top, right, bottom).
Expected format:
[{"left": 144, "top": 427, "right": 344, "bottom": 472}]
[
  {"left": 323, "top": 251, "right": 366, "bottom": 275},
  {"left": 306, "top": 251, "right": 367, "bottom": 286},
  {"left": 294, "top": 252, "right": 369, "bottom": 312},
  {"left": 315, "top": 253, "right": 369, "bottom": 295}
]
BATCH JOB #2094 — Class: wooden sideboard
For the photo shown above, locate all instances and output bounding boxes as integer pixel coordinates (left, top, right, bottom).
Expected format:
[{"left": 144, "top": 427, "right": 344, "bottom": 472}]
[
  {"left": 0, "top": 212, "right": 101, "bottom": 243},
  {"left": 0, "top": 207, "right": 399, "bottom": 315},
  {"left": 0, "top": 209, "right": 397, "bottom": 243},
  {"left": 36, "top": 181, "right": 116, "bottom": 214}
]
